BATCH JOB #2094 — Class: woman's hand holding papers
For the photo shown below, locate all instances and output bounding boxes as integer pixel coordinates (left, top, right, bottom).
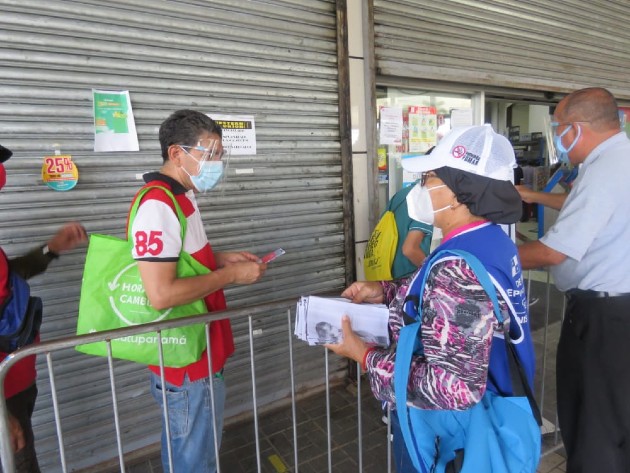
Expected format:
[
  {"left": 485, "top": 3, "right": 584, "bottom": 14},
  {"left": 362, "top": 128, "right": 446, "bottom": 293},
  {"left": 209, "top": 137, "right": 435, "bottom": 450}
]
[
  {"left": 325, "top": 316, "right": 369, "bottom": 366},
  {"left": 341, "top": 281, "right": 384, "bottom": 304},
  {"left": 324, "top": 282, "right": 385, "bottom": 368}
]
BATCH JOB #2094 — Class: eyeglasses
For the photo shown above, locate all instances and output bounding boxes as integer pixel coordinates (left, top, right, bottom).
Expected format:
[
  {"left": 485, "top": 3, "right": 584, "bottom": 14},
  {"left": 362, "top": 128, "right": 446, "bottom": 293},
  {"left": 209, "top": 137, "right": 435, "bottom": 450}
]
[
  {"left": 550, "top": 121, "right": 590, "bottom": 129},
  {"left": 179, "top": 139, "right": 225, "bottom": 163},
  {"left": 420, "top": 171, "right": 437, "bottom": 187}
]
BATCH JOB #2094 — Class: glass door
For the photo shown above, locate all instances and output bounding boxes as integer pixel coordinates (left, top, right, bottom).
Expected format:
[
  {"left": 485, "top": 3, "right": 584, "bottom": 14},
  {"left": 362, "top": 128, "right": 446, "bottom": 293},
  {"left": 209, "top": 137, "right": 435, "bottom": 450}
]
[{"left": 375, "top": 87, "right": 479, "bottom": 203}]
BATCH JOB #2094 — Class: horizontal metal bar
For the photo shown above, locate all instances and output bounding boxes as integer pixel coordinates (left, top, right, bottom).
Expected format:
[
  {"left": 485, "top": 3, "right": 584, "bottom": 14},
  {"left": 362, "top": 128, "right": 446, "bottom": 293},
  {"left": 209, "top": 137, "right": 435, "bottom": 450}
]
[{"left": 0, "top": 296, "right": 301, "bottom": 382}]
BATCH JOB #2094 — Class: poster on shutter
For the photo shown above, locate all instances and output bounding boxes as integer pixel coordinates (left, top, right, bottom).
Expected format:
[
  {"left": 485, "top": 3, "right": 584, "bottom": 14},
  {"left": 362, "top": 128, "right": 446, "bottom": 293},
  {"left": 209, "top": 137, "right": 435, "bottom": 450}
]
[
  {"left": 210, "top": 115, "right": 256, "bottom": 155},
  {"left": 92, "top": 90, "right": 140, "bottom": 152},
  {"left": 42, "top": 155, "right": 79, "bottom": 191}
]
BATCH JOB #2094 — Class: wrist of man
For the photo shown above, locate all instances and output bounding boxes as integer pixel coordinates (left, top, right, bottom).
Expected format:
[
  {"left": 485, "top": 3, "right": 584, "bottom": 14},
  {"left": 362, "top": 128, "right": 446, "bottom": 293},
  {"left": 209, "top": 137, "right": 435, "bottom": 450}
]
[
  {"left": 214, "top": 266, "right": 235, "bottom": 286},
  {"left": 41, "top": 244, "right": 59, "bottom": 260}
]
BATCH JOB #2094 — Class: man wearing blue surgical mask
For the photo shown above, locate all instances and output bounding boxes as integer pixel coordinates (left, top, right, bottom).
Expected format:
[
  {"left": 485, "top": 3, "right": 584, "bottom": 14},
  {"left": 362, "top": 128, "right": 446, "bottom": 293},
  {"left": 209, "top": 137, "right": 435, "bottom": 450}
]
[
  {"left": 553, "top": 119, "right": 585, "bottom": 164},
  {"left": 519, "top": 88, "right": 630, "bottom": 473},
  {"left": 130, "top": 110, "right": 267, "bottom": 473}
]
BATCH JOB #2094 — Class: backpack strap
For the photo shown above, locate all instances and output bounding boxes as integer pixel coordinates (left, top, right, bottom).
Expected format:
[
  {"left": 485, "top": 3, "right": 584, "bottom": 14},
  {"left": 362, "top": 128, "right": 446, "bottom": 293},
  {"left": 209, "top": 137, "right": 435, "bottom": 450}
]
[
  {"left": 126, "top": 185, "right": 188, "bottom": 243},
  {"left": 449, "top": 249, "right": 542, "bottom": 426},
  {"left": 394, "top": 321, "right": 428, "bottom": 472},
  {"left": 402, "top": 262, "right": 431, "bottom": 325},
  {"left": 395, "top": 249, "right": 458, "bottom": 472}
]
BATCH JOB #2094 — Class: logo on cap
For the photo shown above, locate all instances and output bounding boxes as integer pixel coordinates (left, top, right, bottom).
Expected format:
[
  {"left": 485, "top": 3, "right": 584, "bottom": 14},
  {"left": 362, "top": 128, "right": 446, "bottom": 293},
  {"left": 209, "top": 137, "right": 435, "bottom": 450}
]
[
  {"left": 452, "top": 145, "right": 466, "bottom": 159},
  {"left": 452, "top": 144, "right": 481, "bottom": 166}
]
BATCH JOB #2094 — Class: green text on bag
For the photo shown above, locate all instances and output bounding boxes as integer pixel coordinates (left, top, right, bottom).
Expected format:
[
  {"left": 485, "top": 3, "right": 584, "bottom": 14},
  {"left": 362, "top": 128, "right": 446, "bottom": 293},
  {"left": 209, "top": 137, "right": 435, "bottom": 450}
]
[
  {"left": 363, "top": 210, "right": 397, "bottom": 281},
  {"left": 76, "top": 186, "right": 210, "bottom": 367}
]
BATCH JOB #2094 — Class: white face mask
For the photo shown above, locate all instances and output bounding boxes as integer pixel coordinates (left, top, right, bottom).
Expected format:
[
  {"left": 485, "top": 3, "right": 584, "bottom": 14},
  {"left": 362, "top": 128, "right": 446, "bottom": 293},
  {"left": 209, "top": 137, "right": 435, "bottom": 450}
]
[{"left": 406, "top": 183, "right": 451, "bottom": 225}]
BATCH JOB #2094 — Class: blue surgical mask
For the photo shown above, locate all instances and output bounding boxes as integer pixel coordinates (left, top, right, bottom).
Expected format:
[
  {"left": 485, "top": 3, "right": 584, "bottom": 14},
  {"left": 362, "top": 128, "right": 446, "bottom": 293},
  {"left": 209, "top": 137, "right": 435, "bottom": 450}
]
[
  {"left": 190, "top": 161, "right": 224, "bottom": 192},
  {"left": 180, "top": 146, "right": 225, "bottom": 192},
  {"left": 553, "top": 124, "right": 581, "bottom": 163}
]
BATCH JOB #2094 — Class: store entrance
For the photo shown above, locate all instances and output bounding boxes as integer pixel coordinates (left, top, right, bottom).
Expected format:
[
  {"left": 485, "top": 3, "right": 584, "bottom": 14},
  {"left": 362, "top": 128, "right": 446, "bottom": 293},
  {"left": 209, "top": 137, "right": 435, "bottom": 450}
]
[
  {"left": 376, "top": 87, "right": 476, "bottom": 208},
  {"left": 376, "top": 87, "right": 558, "bottom": 196},
  {"left": 375, "top": 85, "right": 562, "bottom": 247},
  {"left": 486, "top": 100, "right": 556, "bottom": 226}
]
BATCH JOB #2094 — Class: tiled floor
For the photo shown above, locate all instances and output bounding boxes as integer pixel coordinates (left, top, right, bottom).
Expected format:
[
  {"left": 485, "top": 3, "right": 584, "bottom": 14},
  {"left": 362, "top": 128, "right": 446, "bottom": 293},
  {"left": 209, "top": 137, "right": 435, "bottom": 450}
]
[
  {"left": 118, "top": 383, "right": 566, "bottom": 472},
  {"left": 537, "top": 448, "right": 567, "bottom": 473},
  {"left": 211, "top": 383, "right": 383, "bottom": 473},
  {"left": 118, "top": 380, "right": 391, "bottom": 473},
  {"left": 97, "top": 276, "right": 568, "bottom": 473}
]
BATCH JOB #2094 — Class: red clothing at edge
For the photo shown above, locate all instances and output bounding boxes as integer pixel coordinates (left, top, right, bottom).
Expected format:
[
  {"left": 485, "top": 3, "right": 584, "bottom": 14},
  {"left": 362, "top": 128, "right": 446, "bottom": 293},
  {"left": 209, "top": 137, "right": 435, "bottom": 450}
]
[{"left": 0, "top": 248, "right": 37, "bottom": 399}]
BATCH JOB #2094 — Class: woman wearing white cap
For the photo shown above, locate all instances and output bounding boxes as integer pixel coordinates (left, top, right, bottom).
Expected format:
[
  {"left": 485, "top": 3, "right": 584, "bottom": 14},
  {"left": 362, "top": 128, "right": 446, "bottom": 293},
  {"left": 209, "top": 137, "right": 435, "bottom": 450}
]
[{"left": 326, "top": 125, "right": 540, "bottom": 472}]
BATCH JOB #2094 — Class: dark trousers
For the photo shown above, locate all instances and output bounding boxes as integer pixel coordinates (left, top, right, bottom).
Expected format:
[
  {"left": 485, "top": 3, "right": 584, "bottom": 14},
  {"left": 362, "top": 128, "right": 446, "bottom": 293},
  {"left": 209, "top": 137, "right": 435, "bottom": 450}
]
[
  {"left": 4, "top": 384, "right": 40, "bottom": 473},
  {"left": 391, "top": 410, "right": 420, "bottom": 473},
  {"left": 557, "top": 293, "right": 630, "bottom": 473}
]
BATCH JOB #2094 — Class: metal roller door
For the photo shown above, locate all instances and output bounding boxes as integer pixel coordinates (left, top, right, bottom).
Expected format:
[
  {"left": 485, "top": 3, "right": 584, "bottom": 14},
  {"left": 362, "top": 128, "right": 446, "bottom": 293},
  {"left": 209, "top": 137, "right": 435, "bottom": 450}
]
[
  {"left": 374, "top": 0, "right": 630, "bottom": 99},
  {"left": 0, "top": 0, "right": 349, "bottom": 470}
]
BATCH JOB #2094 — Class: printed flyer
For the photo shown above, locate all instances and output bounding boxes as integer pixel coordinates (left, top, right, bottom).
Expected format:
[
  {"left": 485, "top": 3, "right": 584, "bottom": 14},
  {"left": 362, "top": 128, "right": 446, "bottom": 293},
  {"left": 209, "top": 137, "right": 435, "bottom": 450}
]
[
  {"left": 211, "top": 114, "right": 256, "bottom": 156},
  {"left": 92, "top": 89, "right": 139, "bottom": 152}
]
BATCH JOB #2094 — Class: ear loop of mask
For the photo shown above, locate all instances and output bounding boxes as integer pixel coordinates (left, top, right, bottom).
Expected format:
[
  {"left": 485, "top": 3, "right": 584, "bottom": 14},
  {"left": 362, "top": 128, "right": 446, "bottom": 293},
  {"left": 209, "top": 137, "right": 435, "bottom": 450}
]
[
  {"left": 176, "top": 147, "right": 204, "bottom": 194},
  {"left": 558, "top": 124, "right": 582, "bottom": 154},
  {"left": 427, "top": 184, "right": 454, "bottom": 214},
  {"left": 179, "top": 146, "right": 204, "bottom": 177}
]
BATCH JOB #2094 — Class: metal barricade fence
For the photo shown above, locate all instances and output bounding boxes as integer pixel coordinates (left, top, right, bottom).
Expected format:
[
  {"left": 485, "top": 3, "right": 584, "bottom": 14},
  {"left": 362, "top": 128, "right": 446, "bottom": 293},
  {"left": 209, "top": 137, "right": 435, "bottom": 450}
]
[
  {"left": 0, "top": 278, "right": 565, "bottom": 473},
  {"left": 524, "top": 268, "right": 565, "bottom": 457},
  {"left": 0, "top": 298, "right": 394, "bottom": 473}
]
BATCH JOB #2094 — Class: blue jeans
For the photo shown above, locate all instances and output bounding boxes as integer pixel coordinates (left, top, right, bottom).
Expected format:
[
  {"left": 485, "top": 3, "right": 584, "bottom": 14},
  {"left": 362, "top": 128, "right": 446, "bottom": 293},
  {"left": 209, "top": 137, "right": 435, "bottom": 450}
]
[{"left": 150, "top": 372, "right": 226, "bottom": 473}]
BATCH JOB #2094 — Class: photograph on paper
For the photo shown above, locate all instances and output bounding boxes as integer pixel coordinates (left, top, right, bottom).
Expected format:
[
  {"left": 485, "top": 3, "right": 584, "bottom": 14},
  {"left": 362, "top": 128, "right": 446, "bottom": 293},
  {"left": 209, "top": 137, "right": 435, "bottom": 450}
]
[{"left": 295, "top": 296, "right": 389, "bottom": 347}]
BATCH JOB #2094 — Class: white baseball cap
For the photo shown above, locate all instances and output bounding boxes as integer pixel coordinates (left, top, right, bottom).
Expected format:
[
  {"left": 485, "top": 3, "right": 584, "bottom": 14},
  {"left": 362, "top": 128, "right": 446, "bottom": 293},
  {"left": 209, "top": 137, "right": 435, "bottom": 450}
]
[{"left": 401, "top": 124, "right": 516, "bottom": 181}]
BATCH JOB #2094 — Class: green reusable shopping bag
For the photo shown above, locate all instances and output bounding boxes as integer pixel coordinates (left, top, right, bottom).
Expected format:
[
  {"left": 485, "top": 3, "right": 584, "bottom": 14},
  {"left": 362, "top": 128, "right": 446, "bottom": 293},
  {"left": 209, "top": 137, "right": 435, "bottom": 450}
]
[{"left": 76, "top": 186, "right": 210, "bottom": 367}]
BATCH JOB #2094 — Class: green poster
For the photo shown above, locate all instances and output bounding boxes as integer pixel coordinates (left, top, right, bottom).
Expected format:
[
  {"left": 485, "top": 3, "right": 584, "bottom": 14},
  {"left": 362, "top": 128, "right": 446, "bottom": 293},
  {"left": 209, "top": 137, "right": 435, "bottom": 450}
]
[{"left": 93, "top": 92, "right": 130, "bottom": 134}]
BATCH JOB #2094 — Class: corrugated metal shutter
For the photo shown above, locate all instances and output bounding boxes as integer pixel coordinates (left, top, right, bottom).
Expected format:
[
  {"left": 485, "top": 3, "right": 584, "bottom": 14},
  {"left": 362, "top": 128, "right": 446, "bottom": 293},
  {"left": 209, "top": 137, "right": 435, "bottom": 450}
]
[
  {"left": 374, "top": 0, "right": 630, "bottom": 99},
  {"left": 0, "top": 0, "right": 348, "bottom": 470}
]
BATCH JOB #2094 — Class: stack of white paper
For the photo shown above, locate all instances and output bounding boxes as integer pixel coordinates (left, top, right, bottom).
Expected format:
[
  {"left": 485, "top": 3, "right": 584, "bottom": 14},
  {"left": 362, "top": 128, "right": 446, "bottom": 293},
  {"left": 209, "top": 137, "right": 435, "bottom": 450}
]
[{"left": 295, "top": 296, "right": 390, "bottom": 347}]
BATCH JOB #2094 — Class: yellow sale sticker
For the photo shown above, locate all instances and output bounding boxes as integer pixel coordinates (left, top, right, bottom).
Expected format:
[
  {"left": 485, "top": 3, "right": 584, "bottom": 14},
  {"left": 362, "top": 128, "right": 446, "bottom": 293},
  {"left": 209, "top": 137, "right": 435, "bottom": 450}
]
[{"left": 42, "top": 155, "right": 78, "bottom": 191}]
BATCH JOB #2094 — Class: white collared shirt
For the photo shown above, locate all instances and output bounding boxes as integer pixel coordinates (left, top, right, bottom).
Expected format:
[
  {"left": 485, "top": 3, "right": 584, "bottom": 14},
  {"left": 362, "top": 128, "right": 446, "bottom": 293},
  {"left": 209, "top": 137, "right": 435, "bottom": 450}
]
[{"left": 541, "top": 132, "right": 630, "bottom": 292}]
